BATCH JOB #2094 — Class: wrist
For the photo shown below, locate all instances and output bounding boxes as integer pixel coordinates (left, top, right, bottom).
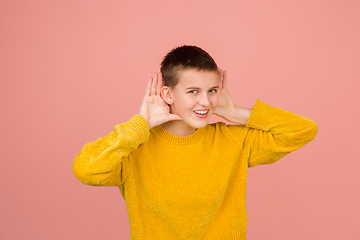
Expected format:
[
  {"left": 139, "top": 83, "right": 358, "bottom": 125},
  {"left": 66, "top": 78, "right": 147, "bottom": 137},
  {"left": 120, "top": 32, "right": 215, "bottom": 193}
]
[
  {"left": 226, "top": 105, "right": 252, "bottom": 125},
  {"left": 138, "top": 113, "right": 151, "bottom": 128}
]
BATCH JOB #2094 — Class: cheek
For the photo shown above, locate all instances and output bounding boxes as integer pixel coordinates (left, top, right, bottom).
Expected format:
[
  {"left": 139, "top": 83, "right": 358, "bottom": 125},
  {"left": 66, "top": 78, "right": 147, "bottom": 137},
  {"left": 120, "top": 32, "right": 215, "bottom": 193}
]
[
  {"left": 173, "top": 96, "right": 194, "bottom": 110},
  {"left": 211, "top": 95, "right": 219, "bottom": 108}
]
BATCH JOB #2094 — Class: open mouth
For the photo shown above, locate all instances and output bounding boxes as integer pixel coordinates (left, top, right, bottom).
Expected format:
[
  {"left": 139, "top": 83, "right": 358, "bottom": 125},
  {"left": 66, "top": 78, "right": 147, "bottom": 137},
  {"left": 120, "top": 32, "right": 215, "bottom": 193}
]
[
  {"left": 193, "top": 110, "right": 209, "bottom": 118},
  {"left": 194, "top": 110, "right": 208, "bottom": 115}
]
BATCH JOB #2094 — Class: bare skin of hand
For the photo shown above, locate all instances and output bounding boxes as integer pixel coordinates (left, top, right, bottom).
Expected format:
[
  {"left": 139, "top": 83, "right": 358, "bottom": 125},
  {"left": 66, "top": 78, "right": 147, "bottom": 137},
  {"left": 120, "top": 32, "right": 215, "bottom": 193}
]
[
  {"left": 214, "top": 69, "right": 236, "bottom": 119},
  {"left": 214, "top": 69, "right": 251, "bottom": 125},
  {"left": 138, "top": 73, "right": 182, "bottom": 129}
]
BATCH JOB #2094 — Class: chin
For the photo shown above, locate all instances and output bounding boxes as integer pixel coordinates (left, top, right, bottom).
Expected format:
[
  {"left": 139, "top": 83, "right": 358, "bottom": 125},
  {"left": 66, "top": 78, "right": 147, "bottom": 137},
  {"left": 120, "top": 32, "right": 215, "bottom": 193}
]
[
  {"left": 179, "top": 111, "right": 213, "bottom": 130},
  {"left": 189, "top": 117, "right": 211, "bottom": 129},
  {"left": 188, "top": 123, "right": 206, "bottom": 129}
]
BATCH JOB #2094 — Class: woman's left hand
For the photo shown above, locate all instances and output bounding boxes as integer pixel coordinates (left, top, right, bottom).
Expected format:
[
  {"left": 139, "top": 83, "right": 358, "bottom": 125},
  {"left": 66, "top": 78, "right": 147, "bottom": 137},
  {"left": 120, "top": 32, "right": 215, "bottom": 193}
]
[{"left": 213, "top": 69, "right": 236, "bottom": 120}]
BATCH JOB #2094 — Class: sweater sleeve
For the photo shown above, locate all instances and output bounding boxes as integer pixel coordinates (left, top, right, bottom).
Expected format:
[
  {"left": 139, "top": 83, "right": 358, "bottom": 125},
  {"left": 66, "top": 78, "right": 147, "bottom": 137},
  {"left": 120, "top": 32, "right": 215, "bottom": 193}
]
[
  {"left": 234, "top": 99, "right": 318, "bottom": 168},
  {"left": 73, "top": 115, "right": 150, "bottom": 186}
]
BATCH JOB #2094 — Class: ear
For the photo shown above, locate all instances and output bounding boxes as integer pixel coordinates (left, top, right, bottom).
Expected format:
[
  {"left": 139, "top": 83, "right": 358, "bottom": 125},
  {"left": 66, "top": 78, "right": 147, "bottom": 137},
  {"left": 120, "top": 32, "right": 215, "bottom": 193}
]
[{"left": 161, "top": 86, "right": 174, "bottom": 105}]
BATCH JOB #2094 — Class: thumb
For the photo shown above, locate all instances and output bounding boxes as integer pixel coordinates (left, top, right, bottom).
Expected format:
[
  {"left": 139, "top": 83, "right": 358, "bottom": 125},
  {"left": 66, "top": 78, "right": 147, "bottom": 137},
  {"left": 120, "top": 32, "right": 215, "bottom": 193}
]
[{"left": 167, "top": 113, "right": 182, "bottom": 121}]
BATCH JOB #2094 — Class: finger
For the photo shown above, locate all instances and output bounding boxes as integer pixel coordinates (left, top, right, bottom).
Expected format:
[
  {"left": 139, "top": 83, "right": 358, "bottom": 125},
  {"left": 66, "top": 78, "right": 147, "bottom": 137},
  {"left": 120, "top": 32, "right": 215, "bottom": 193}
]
[
  {"left": 163, "top": 106, "right": 182, "bottom": 121},
  {"left": 222, "top": 70, "right": 228, "bottom": 90},
  {"left": 218, "top": 69, "right": 223, "bottom": 89},
  {"left": 146, "top": 77, "right": 153, "bottom": 96},
  {"left": 151, "top": 73, "right": 158, "bottom": 95},
  {"left": 167, "top": 113, "right": 182, "bottom": 121},
  {"left": 156, "top": 72, "right": 162, "bottom": 96}
]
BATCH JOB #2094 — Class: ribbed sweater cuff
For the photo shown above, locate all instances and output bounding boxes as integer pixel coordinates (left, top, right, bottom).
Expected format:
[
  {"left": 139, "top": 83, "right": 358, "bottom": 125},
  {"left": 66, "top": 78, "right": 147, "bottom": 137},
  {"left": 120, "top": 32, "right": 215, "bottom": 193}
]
[
  {"left": 120, "top": 115, "right": 149, "bottom": 141},
  {"left": 246, "top": 99, "right": 273, "bottom": 131}
]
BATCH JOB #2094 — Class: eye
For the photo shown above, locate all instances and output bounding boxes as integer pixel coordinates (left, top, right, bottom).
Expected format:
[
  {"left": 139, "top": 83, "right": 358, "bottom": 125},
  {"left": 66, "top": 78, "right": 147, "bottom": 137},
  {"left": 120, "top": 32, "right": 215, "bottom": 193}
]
[
  {"left": 209, "top": 89, "right": 217, "bottom": 93},
  {"left": 188, "top": 90, "right": 198, "bottom": 94}
]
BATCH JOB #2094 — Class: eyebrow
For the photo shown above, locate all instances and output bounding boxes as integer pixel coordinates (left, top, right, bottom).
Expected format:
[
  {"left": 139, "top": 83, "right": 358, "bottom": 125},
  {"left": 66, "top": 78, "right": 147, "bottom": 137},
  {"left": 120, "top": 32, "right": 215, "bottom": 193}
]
[{"left": 186, "top": 86, "right": 219, "bottom": 90}]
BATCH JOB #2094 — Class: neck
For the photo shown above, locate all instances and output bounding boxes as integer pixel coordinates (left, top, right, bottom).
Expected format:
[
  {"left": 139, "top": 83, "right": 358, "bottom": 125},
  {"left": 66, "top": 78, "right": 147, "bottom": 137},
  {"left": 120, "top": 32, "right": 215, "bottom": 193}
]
[{"left": 161, "top": 120, "right": 197, "bottom": 137}]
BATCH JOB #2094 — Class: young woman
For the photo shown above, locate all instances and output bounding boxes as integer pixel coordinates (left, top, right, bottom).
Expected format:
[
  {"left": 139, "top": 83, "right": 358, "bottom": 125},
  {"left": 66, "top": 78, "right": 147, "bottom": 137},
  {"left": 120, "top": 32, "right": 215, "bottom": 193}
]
[{"left": 73, "top": 45, "right": 317, "bottom": 240}]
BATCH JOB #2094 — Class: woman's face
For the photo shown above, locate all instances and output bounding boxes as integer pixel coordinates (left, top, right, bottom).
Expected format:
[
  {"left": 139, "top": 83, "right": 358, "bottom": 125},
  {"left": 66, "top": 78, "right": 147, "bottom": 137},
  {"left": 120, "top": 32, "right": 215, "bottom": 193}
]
[{"left": 167, "top": 69, "right": 219, "bottom": 130}]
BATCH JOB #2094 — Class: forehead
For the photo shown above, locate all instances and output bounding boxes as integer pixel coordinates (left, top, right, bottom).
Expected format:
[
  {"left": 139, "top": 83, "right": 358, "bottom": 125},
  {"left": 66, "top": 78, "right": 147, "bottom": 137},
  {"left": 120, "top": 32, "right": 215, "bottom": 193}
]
[{"left": 176, "top": 69, "right": 219, "bottom": 87}]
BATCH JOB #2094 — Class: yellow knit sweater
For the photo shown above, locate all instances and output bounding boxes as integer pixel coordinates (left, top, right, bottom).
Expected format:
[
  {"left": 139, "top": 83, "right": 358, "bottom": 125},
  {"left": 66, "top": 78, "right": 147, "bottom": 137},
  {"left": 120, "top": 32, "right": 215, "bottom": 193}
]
[{"left": 73, "top": 100, "right": 317, "bottom": 240}]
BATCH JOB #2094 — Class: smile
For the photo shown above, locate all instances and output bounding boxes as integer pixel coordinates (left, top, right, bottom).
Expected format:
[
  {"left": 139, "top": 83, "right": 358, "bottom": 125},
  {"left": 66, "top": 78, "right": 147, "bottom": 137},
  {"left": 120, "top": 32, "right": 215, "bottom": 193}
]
[
  {"left": 193, "top": 110, "right": 209, "bottom": 118},
  {"left": 194, "top": 110, "right": 209, "bottom": 115}
]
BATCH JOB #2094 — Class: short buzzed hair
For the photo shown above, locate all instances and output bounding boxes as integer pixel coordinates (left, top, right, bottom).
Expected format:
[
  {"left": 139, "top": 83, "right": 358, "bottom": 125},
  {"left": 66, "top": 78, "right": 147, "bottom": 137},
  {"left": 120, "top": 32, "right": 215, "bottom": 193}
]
[{"left": 160, "top": 45, "right": 218, "bottom": 88}]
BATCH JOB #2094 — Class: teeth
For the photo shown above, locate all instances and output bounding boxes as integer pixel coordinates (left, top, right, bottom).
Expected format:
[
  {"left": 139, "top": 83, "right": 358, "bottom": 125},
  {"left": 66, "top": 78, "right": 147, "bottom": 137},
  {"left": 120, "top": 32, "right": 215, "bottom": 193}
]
[{"left": 194, "top": 110, "right": 208, "bottom": 115}]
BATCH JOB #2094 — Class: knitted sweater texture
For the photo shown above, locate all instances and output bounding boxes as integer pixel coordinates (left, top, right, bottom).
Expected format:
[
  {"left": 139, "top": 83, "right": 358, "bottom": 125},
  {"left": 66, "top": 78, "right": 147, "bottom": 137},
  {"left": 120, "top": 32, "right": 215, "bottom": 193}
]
[{"left": 73, "top": 100, "right": 317, "bottom": 240}]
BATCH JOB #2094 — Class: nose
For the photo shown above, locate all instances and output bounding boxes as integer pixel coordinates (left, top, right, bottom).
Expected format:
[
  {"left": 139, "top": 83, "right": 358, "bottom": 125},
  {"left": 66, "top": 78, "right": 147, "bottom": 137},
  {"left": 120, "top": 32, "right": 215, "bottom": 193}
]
[{"left": 198, "top": 93, "right": 210, "bottom": 106}]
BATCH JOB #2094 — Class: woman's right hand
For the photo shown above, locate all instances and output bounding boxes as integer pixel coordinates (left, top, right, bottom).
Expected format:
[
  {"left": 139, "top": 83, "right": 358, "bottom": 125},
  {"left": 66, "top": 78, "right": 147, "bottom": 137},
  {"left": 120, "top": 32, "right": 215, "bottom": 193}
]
[{"left": 138, "top": 73, "right": 182, "bottom": 129}]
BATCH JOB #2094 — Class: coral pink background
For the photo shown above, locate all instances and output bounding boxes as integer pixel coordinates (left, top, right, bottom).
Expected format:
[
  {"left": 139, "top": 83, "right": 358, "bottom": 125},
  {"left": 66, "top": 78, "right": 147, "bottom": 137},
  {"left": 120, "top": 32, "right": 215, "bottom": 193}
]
[{"left": 1, "top": 1, "right": 359, "bottom": 239}]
